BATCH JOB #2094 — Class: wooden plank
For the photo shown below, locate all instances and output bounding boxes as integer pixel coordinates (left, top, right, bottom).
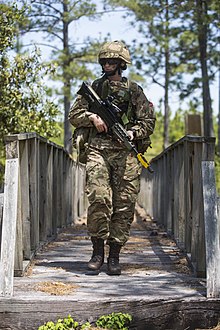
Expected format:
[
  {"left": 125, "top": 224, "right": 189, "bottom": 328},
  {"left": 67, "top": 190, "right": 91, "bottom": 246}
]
[
  {"left": 58, "top": 151, "right": 64, "bottom": 228},
  {"left": 29, "top": 138, "right": 39, "bottom": 250},
  {"left": 184, "top": 140, "right": 193, "bottom": 254},
  {"left": 46, "top": 146, "right": 53, "bottom": 237},
  {"left": 65, "top": 157, "right": 73, "bottom": 226},
  {"left": 155, "top": 160, "right": 162, "bottom": 222},
  {"left": 14, "top": 165, "right": 23, "bottom": 276},
  {"left": 178, "top": 145, "right": 185, "bottom": 247},
  {"left": 185, "top": 114, "right": 203, "bottom": 135},
  {"left": 56, "top": 150, "right": 62, "bottom": 228},
  {"left": 73, "top": 164, "right": 79, "bottom": 221},
  {"left": 78, "top": 165, "right": 85, "bottom": 218},
  {"left": 52, "top": 148, "right": 58, "bottom": 233},
  {"left": 173, "top": 146, "right": 180, "bottom": 239},
  {"left": 191, "top": 142, "right": 206, "bottom": 276},
  {"left": 0, "top": 298, "right": 220, "bottom": 330},
  {"left": 160, "top": 156, "right": 166, "bottom": 226},
  {"left": 202, "top": 161, "right": 220, "bottom": 298},
  {"left": 0, "top": 159, "right": 19, "bottom": 297},
  {"left": 14, "top": 140, "right": 30, "bottom": 276},
  {"left": 166, "top": 152, "right": 173, "bottom": 233},
  {"left": 0, "top": 193, "right": 3, "bottom": 246},
  {"left": 63, "top": 156, "right": 68, "bottom": 227},
  {"left": 39, "top": 142, "right": 47, "bottom": 242},
  {"left": 19, "top": 140, "right": 31, "bottom": 261},
  {"left": 72, "top": 162, "right": 77, "bottom": 223}
]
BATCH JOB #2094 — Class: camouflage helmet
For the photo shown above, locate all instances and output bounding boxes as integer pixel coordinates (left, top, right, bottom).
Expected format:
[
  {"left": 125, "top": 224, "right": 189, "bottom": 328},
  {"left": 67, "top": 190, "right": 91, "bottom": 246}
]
[{"left": 98, "top": 40, "right": 131, "bottom": 64}]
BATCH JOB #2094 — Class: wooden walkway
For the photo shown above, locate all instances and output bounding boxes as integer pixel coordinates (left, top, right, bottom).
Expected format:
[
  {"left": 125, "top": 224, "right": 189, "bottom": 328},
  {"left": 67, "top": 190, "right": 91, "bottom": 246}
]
[{"left": 0, "top": 205, "right": 220, "bottom": 330}]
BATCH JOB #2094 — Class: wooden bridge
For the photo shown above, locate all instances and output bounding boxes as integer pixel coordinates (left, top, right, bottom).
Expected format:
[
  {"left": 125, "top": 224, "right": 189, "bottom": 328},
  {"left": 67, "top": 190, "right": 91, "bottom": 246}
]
[{"left": 0, "top": 133, "right": 220, "bottom": 330}]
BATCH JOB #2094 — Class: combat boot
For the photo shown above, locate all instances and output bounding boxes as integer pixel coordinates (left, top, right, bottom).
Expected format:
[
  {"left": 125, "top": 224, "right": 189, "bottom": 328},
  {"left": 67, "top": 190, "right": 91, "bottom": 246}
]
[
  {"left": 88, "top": 237, "right": 104, "bottom": 271},
  {"left": 107, "top": 243, "right": 122, "bottom": 275}
]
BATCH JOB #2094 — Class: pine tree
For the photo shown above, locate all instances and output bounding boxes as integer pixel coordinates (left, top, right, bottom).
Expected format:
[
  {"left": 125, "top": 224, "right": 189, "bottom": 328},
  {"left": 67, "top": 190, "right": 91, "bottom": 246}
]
[{"left": 20, "top": 0, "right": 101, "bottom": 153}]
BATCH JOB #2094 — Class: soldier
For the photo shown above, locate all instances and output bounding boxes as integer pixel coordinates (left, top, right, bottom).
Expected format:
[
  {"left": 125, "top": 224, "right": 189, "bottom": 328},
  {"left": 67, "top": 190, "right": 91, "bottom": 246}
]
[{"left": 69, "top": 40, "right": 156, "bottom": 275}]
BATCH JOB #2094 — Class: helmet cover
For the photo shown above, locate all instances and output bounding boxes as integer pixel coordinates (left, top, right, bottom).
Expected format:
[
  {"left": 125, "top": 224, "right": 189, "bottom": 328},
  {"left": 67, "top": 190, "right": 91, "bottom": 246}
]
[{"left": 98, "top": 40, "right": 131, "bottom": 64}]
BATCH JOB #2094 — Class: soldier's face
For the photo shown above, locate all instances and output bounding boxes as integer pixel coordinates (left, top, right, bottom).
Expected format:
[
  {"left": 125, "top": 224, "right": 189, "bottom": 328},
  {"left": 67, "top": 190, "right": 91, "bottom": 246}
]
[
  {"left": 100, "top": 58, "right": 122, "bottom": 76},
  {"left": 100, "top": 59, "right": 121, "bottom": 72}
]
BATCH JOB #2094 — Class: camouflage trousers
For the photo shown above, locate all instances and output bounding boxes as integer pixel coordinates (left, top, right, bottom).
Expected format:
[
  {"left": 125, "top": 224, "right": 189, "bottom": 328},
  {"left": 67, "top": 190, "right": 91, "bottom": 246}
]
[{"left": 85, "top": 146, "right": 142, "bottom": 246}]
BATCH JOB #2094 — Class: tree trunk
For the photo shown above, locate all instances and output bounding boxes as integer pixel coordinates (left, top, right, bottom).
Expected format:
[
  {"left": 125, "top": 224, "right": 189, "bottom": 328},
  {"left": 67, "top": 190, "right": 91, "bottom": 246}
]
[
  {"left": 196, "top": 0, "right": 214, "bottom": 137},
  {"left": 217, "top": 69, "right": 220, "bottom": 155},
  {"left": 163, "top": 0, "right": 170, "bottom": 149},
  {"left": 63, "top": 1, "right": 72, "bottom": 154},
  {"left": 64, "top": 90, "right": 72, "bottom": 154}
]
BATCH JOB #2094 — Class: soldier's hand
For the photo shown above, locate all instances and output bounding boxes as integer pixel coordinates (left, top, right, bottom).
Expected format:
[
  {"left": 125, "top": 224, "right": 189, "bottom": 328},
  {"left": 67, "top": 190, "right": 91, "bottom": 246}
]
[
  {"left": 127, "top": 130, "right": 134, "bottom": 141},
  {"left": 89, "top": 114, "right": 108, "bottom": 133}
]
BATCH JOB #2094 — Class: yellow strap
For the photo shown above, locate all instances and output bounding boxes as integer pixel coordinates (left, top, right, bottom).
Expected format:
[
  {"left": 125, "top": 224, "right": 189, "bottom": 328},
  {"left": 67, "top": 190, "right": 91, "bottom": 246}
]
[{"left": 137, "top": 153, "right": 150, "bottom": 169}]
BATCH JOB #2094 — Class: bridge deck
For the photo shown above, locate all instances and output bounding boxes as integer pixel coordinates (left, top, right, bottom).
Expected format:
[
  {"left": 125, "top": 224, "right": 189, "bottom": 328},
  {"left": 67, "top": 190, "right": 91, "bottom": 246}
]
[
  {"left": 1, "top": 205, "right": 219, "bottom": 330},
  {"left": 14, "top": 205, "right": 205, "bottom": 300}
]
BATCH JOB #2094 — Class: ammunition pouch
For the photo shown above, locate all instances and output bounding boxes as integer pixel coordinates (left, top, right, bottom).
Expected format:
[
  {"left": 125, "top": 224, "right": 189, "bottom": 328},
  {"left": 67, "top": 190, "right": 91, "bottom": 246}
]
[{"left": 72, "top": 127, "right": 92, "bottom": 164}]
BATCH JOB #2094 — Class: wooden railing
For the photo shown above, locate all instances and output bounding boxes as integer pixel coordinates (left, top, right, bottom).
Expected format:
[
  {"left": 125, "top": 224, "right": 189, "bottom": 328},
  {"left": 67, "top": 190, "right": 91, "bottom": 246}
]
[
  {"left": 138, "top": 135, "right": 220, "bottom": 298},
  {"left": 0, "top": 133, "right": 87, "bottom": 296},
  {"left": 0, "top": 134, "right": 219, "bottom": 298}
]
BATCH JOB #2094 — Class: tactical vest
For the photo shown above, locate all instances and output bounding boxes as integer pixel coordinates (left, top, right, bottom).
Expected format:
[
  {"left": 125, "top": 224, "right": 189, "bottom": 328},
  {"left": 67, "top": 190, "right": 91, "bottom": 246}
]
[
  {"left": 92, "top": 76, "right": 139, "bottom": 129},
  {"left": 73, "top": 76, "right": 151, "bottom": 163},
  {"left": 92, "top": 75, "right": 152, "bottom": 154}
]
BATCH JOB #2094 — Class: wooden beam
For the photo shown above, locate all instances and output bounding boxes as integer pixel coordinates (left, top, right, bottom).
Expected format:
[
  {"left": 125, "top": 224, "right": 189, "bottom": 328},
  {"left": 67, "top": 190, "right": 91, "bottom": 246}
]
[
  {"left": 0, "top": 298, "right": 219, "bottom": 330},
  {"left": 202, "top": 161, "right": 220, "bottom": 298},
  {"left": 0, "top": 193, "right": 3, "bottom": 239},
  {"left": 0, "top": 159, "right": 19, "bottom": 297}
]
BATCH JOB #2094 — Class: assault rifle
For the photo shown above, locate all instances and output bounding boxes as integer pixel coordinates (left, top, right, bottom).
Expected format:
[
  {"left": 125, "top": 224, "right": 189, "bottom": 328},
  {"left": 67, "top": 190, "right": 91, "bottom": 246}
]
[{"left": 77, "top": 82, "right": 153, "bottom": 173}]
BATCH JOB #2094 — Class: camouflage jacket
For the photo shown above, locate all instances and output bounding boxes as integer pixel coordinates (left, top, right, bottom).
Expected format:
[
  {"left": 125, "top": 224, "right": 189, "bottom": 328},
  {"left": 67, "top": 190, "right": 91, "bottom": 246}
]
[{"left": 68, "top": 76, "right": 156, "bottom": 150}]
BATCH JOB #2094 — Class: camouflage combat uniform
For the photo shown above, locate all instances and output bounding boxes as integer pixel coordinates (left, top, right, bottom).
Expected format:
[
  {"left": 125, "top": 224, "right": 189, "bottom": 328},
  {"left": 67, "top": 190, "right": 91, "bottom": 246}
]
[{"left": 69, "top": 76, "right": 155, "bottom": 246}]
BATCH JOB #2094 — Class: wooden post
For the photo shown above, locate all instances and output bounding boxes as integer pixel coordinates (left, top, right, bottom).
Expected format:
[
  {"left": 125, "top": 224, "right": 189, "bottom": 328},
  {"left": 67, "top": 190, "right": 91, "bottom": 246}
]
[
  {"left": 202, "top": 161, "right": 220, "bottom": 298},
  {"left": 29, "top": 138, "right": 39, "bottom": 250},
  {"left": 73, "top": 163, "right": 79, "bottom": 221},
  {"left": 184, "top": 140, "right": 194, "bottom": 254},
  {"left": 52, "top": 148, "right": 58, "bottom": 233},
  {"left": 39, "top": 141, "right": 47, "bottom": 242},
  {"left": 19, "top": 140, "right": 31, "bottom": 261},
  {"left": 46, "top": 145, "right": 53, "bottom": 237},
  {"left": 191, "top": 142, "right": 206, "bottom": 276},
  {"left": 185, "top": 114, "right": 203, "bottom": 135},
  {"left": 0, "top": 158, "right": 19, "bottom": 296},
  {"left": 0, "top": 193, "right": 3, "bottom": 242}
]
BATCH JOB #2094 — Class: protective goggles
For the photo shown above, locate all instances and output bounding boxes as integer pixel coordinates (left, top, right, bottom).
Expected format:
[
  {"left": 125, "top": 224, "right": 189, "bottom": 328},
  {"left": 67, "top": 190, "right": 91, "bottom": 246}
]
[{"left": 99, "top": 58, "right": 121, "bottom": 66}]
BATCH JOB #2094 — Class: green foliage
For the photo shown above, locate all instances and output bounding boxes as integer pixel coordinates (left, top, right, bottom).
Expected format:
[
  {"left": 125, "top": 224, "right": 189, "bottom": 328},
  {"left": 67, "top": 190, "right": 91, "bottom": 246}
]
[
  {"left": 0, "top": 50, "right": 60, "bottom": 139},
  {"left": 0, "top": 2, "right": 60, "bottom": 141},
  {"left": 147, "top": 108, "right": 164, "bottom": 159},
  {"left": 38, "top": 315, "right": 79, "bottom": 330},
  {"left": 38, "top": 312, "right": 132, "bottom": 330},
  {"left": 0, "top": 1, "right": 61, "bottom": 184},
  {"left": 96, "top": 312, "right": 132, "bottom": 330},
  {"left": 169, "top": 109, "right": 185, "bottom": 144},
  {"left": 0, "top": 2, "right": 24, "bottom": 51},
  {"left": 80, "top": 322, "right": 92, "bottom": 329}
]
